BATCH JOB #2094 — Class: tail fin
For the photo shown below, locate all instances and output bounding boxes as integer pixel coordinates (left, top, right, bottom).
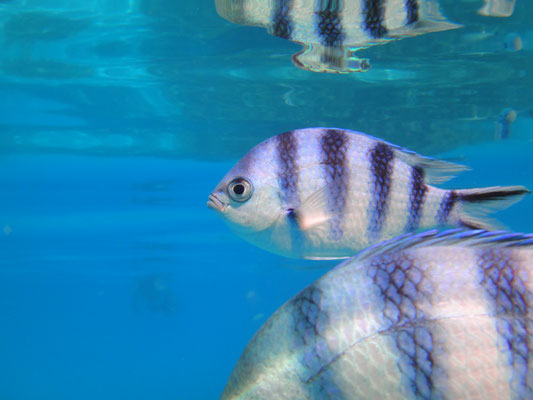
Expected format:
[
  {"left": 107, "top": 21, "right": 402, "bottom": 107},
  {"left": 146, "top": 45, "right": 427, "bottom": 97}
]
[
  {"left": 389, "top": 0, "right": 462, "bottom": 38},
  {"left": 455, "top": 186, "right": 530, "bottom": 230},
  {"left": 417, "top": 0, "right": 463, "bottom": 32}
]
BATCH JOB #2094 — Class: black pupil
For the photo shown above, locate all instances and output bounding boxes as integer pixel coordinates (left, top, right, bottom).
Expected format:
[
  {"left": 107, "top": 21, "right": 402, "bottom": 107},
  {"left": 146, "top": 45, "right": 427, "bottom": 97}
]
[{"left": 233, "top": 184, "right": 245, "bottom": 195}]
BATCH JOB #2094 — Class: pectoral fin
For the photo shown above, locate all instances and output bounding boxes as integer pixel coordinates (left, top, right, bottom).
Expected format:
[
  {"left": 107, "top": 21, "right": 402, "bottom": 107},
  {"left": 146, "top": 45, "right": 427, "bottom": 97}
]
[{"left": 286, "top": 187, "right": 331, "bottom": 231}]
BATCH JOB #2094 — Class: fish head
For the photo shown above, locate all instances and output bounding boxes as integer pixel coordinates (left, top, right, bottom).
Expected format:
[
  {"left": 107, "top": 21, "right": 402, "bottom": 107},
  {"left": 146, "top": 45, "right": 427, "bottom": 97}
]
[{"left": 207, "top": 149, "right": 281, "bottom": 236}]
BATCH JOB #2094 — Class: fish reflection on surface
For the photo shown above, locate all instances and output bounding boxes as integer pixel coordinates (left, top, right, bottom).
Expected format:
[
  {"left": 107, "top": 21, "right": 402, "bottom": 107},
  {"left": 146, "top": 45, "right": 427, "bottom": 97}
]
[
  {"left": 215, "top": 0, "right": 460, "bottom": 73},
  {"left": 503, "top": 33, "right": 523, "bottom": 52},
  {"left": 478, "top": 0, "right": 516, "bottom": 17},
  {"left": 132, "top": 274, "right": 175, "bottom": 315}
]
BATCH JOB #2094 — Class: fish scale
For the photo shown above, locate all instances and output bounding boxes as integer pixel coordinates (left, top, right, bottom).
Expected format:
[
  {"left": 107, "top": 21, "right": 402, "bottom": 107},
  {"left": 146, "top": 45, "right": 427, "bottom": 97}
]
[
  {"left": 363, "top": 0, "right": 388, "bottom": 38},
  {"left": 272, "top": 0, "right": 293, "bottom": 39},
  {"left": 277, "top": 130, "right": 299, "bottom": 206},
  {"left": 406, "top": 166, "right": 427, "bottom": 231},
  {"left": 321, "top": 129, "right": 348, "bottom": 240},
  {"left": 405, "top": 0, "right": 419, "bottom": 23},
  {"left": 436, "top": 190, "right": 457, "bottom": 225},
  {"left": 316, "top": 9, "right": 344, "bottom": 47},
  {"left": 478, "top": 249, "right": 533, "bottom": 398},
  {"left": 368, "top": 141, "right": 395, "bottom": 238},
  {"left": 369, "top": 253, "right": 440, "bottom": 399},
  {"left": 220, "top": 230, "right": 533, "bottom": 399}
]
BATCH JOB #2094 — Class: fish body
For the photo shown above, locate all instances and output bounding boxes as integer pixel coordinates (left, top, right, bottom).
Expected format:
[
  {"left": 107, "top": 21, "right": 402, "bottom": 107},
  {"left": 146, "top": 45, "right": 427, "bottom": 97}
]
[
  {"left": 215, "top": 0, "right": 460, "bottom": 73},
  {"left": 220, "top": 229, "right": 533, "bottom": 399},
  {"left": 207, "top": 128, "right": 529, "bottom": 259}
]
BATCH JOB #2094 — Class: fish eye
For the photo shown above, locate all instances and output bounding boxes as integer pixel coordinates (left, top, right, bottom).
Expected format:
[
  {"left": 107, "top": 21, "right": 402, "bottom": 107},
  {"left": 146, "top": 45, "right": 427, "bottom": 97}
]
[{"left": 227, "top": 177, "right": 253, "bottom": 202}]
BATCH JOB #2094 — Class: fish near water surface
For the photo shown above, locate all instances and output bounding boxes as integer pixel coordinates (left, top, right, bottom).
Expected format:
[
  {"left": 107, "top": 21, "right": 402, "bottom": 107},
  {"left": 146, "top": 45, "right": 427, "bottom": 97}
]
[
  {"left": 215, "top": 0, "right": 460, "bottom": 73},
  {"left": 207, "top": 128, "right": 529, "bottom": 259},
  {"left": 478, "top": 0, "right": 516, "bottom": 17},
  {"left": 220, "top": 229, "right": 533, "bottom": 399}
]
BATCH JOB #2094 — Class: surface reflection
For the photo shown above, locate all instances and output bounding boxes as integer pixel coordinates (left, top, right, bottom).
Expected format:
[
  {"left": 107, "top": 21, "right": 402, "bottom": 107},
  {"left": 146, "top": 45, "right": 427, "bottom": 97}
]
[{"left": 215, "top": 0, "right": 460, "bottom": 73}]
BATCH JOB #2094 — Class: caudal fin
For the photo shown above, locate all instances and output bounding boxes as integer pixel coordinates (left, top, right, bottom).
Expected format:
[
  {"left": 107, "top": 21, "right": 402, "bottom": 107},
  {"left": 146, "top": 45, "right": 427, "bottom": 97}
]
[
  {"left": 388, "top": 0, "right": 462, "bottom": 38},
  {"left": 455, "top": 185, "right": 530, "bottom": 230}
]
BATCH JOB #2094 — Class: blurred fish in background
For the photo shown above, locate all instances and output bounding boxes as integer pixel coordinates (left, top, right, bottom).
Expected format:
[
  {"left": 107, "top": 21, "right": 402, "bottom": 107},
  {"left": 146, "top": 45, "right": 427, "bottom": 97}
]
[
  {"left": 221, "top": 229, "right": 533, "bottom": 400},
  {"left": 503, "top": 32, "right": 523, "bottom": 52},
  {"left": 214, "top": 0, "right": 460, "bottom": 73},
  {"left": 495, "top": 107, "right": 517, "bottom": 140}
]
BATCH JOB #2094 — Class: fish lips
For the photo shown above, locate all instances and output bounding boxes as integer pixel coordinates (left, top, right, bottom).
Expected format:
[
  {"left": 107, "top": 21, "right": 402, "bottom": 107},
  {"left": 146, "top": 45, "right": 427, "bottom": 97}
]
[{"left": 207, "top": 193, "right": 227, "bottom": 213}]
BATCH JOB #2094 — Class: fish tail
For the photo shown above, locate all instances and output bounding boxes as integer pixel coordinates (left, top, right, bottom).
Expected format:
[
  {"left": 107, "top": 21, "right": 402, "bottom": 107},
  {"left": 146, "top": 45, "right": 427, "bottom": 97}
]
[
  {"left": 454, "top": 186, "right": 530, "bottom": 230},
  {"left": 406, "top": 0, "right": 462, "bottom": 34}
]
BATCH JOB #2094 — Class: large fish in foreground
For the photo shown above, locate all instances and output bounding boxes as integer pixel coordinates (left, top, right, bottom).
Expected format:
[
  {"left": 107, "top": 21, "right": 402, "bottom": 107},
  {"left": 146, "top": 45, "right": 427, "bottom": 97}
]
[
  {"left": 215, "top": 0, "right": 460, "bottom": 73},
  {"left": 207, "top": 128, "right": 529, "bottom": 259},
  {"left": 221, "top": 229, "right": 533, "bottom": 399}
]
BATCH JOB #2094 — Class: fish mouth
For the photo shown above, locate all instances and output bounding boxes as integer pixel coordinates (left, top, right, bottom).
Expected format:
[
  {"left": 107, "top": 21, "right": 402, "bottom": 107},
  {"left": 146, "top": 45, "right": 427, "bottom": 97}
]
[{"left": 207, "top": 193, "right": 227, "bottom": 213}]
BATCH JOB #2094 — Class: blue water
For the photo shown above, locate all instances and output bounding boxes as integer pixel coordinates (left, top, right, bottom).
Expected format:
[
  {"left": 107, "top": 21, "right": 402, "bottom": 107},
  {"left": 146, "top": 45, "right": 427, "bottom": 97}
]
[{"left": 1, "top": 1, "right": 532, "bottom": 399}]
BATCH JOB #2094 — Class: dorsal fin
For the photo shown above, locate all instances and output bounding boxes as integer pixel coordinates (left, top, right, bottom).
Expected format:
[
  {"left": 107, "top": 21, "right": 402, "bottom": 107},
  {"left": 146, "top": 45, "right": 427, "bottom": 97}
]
[
  {"left": 330, "top": 129, "right": 470, "bottom": 184},
  {"left": 345, "top": 229, "right": 533, "bottom": 265},
  {"left": 387, "top": 144, "right": 469, "bottom": 184}
]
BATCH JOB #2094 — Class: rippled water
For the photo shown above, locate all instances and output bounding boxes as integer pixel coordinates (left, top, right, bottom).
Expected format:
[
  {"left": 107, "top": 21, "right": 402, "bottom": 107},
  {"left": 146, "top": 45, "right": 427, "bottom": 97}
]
[{"left": 1, "top": 0, "right": 532, "bottom": 399}]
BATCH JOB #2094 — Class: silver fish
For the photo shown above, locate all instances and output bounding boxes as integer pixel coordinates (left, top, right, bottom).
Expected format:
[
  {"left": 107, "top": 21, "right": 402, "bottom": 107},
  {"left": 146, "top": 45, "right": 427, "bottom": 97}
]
[
  {"left": 221, "top": 229, "right": 533, "bottom": 399},
  {"left": 215, "top": 0, "right": 460, "bottom": 73},
  {"left": 207, "top": 128, "right": 529, "bottom": 259}
]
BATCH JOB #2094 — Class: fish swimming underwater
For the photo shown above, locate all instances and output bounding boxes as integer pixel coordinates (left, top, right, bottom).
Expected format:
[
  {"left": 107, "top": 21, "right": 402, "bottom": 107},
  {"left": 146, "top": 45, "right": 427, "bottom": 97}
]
[
  {"left": 214, "top": 0, "right": 460, "bottom": 73},
  {"left": 220, "top": 229, "right": 533, "bottom": 399},
  {"left": 207, "top": 128, "right": 529, "bottom": 259}
]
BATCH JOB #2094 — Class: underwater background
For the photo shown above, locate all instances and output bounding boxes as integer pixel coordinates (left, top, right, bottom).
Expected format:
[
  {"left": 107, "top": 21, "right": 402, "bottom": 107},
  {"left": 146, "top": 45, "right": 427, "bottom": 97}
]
[{"left": 1, "top": 0, "right": 532, "bottom": 399}]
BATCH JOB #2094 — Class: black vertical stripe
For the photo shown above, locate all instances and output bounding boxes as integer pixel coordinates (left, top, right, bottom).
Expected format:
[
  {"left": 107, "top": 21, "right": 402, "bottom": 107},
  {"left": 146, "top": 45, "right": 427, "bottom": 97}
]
[
  {"left": 478, "top": 250, "right": 532, "bottom": 397},
  {"left": 321, "top": 129, "right": 349, "bottom": 240},
  {"left": 362, "top": 0, "right": 388, "bottom": 38},
  {"left": 292, "top": 285, "right": 342, "bottom": 397},
  {"left": 316, "top": 0, "right": 345, "bottom": 47},
  {"left": 293, "top": 285, "right": 328, "bottom": 372},
  {"left": 369, "top": 142, "right": 394, "bottom": 236},
  {"left": 277, "top": 131, "right": 299, "bottom": 206},
  {"left": 436, "top": 190, "right": 457, "bottom": 225},
  {"left": 407, "top": 166, "right": 427, "bottom": 231},
  {"left": 405, "top": 0, "right": 419, "bottom": 25},
  {"left": 367, "top": 254, "right": 442, "bottom": 399},
  {"left": 272, "top": 0, "right": 294, "bottom": 39}
]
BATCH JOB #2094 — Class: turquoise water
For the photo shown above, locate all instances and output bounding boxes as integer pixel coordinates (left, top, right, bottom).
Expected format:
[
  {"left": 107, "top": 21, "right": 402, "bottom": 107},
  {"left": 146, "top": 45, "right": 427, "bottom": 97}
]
[{"left": 1, "top": 1, "right": 532, "bottom": 399}]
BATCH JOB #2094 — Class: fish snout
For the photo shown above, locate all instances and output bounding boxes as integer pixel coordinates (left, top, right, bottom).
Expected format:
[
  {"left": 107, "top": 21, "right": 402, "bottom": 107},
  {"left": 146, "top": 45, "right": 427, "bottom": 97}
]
[{"left": 207, "top": 193, "right": 227, "bottom": 213}]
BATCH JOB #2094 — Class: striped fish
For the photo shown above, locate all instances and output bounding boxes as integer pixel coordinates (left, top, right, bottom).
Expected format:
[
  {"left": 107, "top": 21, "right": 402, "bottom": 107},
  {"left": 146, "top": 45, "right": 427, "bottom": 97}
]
[
  {"left": 220, "top": 229, "right": 533, "bottom": 399},
  {"left": 207, "top": 128, "right": 529, "bottom": 259},
  {"left": 214, "top": 0, "right": 460, "bottom": 73}
]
